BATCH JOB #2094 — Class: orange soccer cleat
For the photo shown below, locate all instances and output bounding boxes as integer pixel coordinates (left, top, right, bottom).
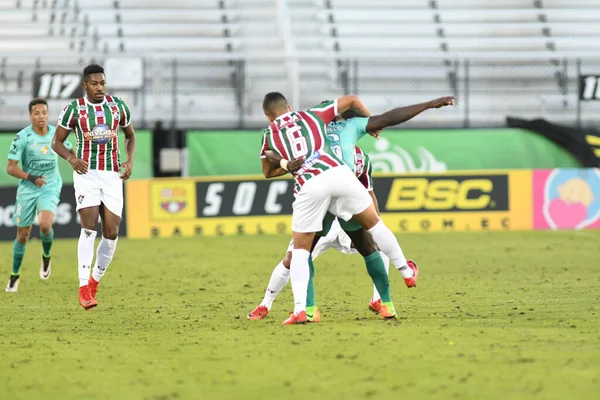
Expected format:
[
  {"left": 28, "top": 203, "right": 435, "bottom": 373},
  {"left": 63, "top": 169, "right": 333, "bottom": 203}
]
[
  {"left": 88, "top": 277, "right": 100, "bottom": 299},
  {"left": 282, "top": 311, "right": 307, "bottom": 325},
  {"left": 247, "top": 305, "right": 269, "bottom": 320},
  {"left": 404, "top": 260, "right": 419, "bottom": 288},
  {"left": 79, "top": 285, "right": 98, "bottom": 310}
]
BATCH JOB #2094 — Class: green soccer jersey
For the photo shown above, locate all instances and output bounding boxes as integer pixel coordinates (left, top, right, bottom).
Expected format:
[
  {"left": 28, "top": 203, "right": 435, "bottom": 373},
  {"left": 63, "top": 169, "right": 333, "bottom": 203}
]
[{"left": 7, "top": 124, "right": 72, "bottom": 195}]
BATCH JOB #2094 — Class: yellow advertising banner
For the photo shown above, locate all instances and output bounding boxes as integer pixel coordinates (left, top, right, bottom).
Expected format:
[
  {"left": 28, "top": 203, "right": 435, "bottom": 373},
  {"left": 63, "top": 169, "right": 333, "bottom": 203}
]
[{"left": 125, "top": 170, "right": 533, "bottom": 238}]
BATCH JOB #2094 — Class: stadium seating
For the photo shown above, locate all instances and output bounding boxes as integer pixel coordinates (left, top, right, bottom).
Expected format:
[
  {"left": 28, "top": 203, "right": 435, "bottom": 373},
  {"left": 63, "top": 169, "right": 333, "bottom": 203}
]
[{"left": 0, "top": 0, "right": 598, "bottom": 129}]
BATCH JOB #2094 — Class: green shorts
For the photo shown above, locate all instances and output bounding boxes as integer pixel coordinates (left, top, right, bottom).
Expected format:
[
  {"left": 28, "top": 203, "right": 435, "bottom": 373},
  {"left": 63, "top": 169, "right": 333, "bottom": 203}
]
[
  {"left": 13, "top": 190, "right": 59, "bottom": 227},
  {"left": 318, "top": 212, "right": 362, "bottom": 237}
]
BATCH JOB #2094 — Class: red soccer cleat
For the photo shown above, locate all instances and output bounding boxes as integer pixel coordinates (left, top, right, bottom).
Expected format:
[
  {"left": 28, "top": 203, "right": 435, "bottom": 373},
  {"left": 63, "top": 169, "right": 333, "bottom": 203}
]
[
  {"left": 369, "top": 299, "right": 383, "bottom": 314},
  {"left": 403, "top": 260, "right": 419, "bottom": 288},
  {"left": 282, "top": 311, "right": 307, "bottom": 325},
  {"left": 247, "top": 305, "right": 269, "bottom": 320},
  {"left": 79, "top": 285, "right": 98, "bottom": 310},
  {"left": 88, "top": 277, "right": 100, "bottom": 299}
]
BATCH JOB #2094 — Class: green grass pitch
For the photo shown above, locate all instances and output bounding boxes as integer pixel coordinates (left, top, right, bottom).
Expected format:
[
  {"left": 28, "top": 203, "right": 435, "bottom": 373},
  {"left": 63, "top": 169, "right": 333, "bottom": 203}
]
[{"left": 1, "top": 231, "right": 599, "bottom": 400}]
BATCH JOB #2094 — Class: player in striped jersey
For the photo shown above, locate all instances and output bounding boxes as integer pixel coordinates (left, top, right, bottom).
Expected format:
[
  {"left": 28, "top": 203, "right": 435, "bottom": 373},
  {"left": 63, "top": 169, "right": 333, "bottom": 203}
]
[
  {"left": 52, "top": 64, "right": 136, "bottom": 310},
  {"left": 261, "top": 93, "right": 455, "bottom": 324},
  {"left": 249, "top": 146, "right": 394, "bottom": 321}
]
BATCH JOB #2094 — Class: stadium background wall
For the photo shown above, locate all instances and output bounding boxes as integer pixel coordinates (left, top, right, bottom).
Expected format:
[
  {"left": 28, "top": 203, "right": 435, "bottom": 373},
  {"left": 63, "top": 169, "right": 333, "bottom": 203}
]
[
  {"left": 0, "top": 185, "right": 127, "bottom": 241},
  {"left": 124, "top": 170, "right": 533, "bottom": 239},
  {"left": 0, "top": 128, "right": 580, "bottom": 187}
]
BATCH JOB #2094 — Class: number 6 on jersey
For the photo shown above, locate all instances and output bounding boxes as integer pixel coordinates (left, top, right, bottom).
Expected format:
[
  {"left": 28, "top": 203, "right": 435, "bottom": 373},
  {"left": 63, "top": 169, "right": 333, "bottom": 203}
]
[{"left": 286, "top": 125, "right": 308, "bottom": 159}]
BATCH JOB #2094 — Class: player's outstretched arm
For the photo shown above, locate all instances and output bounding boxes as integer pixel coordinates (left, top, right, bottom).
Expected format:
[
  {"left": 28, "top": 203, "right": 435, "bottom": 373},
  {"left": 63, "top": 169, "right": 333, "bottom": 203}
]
[
  {"left": 52, "top": 125, "right": 88, "bottom": 174},
  {"left": 120, "top": 124, "right": 136, "bottom": 180},
  {"left": 365, "top": 96, "right": 455, "bottom": 133}
]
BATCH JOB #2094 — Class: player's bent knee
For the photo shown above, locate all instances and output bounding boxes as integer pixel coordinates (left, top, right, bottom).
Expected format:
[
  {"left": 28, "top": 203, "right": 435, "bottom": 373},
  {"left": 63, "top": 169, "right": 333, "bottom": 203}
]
[
  {"left": 103, "top": 226, "right": 119, "bottom": 240},
  {"left": 353, "top": 205, "right": 380, "bottom": 231},
  {"left": 16, "top": 227, "right": 31, "bottom": 243}
]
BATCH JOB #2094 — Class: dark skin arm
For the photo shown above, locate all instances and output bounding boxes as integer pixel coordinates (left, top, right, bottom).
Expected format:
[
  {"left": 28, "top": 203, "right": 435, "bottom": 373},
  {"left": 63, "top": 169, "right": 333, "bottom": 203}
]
[
  {"left": 52, "top": 125, "right": 88, "bottom": 174},
  {"left": 120, "top": 123, "right": 136, "bottom": 180},
  {"left": 262, "top": 150, "right": 305, "bottom": 178},
  {"left": 6, "top": 160, "right": 46, "bottom": 187},
  {"left": 366, "top": 96, "right": 455, "bottom": 134}
]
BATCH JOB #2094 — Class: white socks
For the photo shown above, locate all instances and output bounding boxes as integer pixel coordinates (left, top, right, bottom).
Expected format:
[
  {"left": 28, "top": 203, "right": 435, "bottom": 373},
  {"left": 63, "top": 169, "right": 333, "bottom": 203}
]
[
  {"left": 368, "top": 220, "right": 413, "bottom": 278},
  {"left": 92, "top": 237, "right": 118, "bottom": 282},
  {"left": 260, "top": 261, "right": 290, "bottom": 310},
  {"left": 372, "top": 251, "right": 390, "bottom": 302},
  {"left": 290, "top": 249, "right": 310, "bottom": 315},
  {"left": 78, "top": 229, "right": 97, "bottom": 287}
]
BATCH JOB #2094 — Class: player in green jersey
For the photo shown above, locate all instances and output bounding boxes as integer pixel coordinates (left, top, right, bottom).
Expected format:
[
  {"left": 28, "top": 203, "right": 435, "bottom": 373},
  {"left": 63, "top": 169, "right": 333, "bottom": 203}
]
[
  {"left": 5, "top": 98, "right": 75, "bottom": 292},
  {"left": 52, "top": 64, "right": 136, "bottom": 310}
]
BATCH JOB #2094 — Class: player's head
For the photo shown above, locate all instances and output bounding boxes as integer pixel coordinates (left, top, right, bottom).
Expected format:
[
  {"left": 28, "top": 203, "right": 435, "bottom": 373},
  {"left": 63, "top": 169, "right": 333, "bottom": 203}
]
[
  {"left": 82, "top": 64, "right": 106, "bottom": 103},
  {"left": 28, "top": 98, "right": 48, "bottom": 129},
  {"left": 263, "top": 92, "right": 292, "bottom": 122}
]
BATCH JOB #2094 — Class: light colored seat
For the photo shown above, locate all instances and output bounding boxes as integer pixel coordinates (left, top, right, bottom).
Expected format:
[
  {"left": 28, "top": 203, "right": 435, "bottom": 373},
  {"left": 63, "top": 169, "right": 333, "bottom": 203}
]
[
  {"left": 329, "top": 37, "right": 442, "bottom": 51},
  {"left": 447, "top": 37, "right": 550, "bottom": 52},
  {"left": 322, "top": 23, "right": 437, "bottom": 37},
  {"left": 542, "top": 9, "right": 600, "bottom": 22},
  {"left": 539, "top": 0, "right": 600, "bottom": 8},
  {"left": 89, "top": 23, "right": 235, "bottom": 38},
  {"left": 443, "top": 23, "right": 546, "bottom": 37},
  {"left": 98, "top": 37, "right": 240, "bottom": 53},
  {"left": 318, "top": 9, "right": 435, "bottom": 23},
  {"left": 550, "top": 23, "right": 600, "bottom": 36},
  {"left": 0, "top": 39, "right": 72, "bottom": 51},
  {"left": 326, "top": 0, "right": 430, "bottom": 8},
  {"left": 435, "top": 0, "right": 536, "bottom": 9},
  {"left": 0, "top": 26, "right": 48, "bottom": 37}
]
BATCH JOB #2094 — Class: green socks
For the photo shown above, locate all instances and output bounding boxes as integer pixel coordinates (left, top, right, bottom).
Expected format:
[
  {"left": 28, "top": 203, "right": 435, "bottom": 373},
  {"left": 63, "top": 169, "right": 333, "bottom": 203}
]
[
  {"left": 306, "top": 256, "right": 316, "bottom": 307},
  {"left": 364, "top": 252, "right": 391, "bottom": 303},
  {"left": 12, "top": 240, "right": 26, "bottom": 276},
  {"left": 40, "top": 228, "right": 54, "bottom": 258}
]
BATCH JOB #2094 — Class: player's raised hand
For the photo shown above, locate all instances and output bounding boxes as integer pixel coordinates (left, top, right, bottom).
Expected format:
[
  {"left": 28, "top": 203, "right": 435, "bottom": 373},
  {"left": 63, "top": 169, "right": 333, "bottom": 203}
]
[
  {"left": 35, "top": 176, "right": 47, "bottom": 188},
  {"left": 68, "top": 156, "right": 88, "bottom": 175},
  {"left": 120, "top": 159, "right": 133, "bottom": 180},
  {"left": 429, "top": 96, "right": 456, "bottom": 108},
  {"left": 369, "top": 129, "right": 383, "bottom": 139}
]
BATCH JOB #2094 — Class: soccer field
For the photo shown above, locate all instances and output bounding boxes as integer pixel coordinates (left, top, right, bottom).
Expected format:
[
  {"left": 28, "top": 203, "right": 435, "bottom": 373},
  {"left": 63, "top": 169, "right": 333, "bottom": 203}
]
[{"left": 1, "top": 231, "right": 599, "bottom": 400}]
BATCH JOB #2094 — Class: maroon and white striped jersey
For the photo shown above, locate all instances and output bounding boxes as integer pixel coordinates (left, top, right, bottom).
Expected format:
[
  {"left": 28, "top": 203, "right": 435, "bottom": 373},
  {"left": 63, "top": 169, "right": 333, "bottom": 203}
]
[
  {"left": 58, "top": 95, "right": 131, "bottom": 172},
  {"left": 260, "top": 100, "right": 345, "bottom": 188}
]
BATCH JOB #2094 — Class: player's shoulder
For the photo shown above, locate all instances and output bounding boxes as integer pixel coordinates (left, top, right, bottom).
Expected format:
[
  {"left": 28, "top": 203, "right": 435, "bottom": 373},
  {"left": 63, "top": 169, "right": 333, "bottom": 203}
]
[
  {"left": 15, "top": 125, "right": 33, "bottom": 140},
  {"left": 108, "top": 95, "right": 127, "bottom": 106}
]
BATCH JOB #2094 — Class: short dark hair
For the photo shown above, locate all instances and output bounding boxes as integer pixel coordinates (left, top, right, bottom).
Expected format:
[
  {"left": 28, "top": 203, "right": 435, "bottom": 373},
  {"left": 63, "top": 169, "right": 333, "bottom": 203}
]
[
  {"left": 28, "top": 98, "right": 48, "bottom": 114},
  {"left": 340, "top": 109, "right": 360, "bottom": 120},
  {"left": 263, "top": 92, "right": 289, "bottom": 114},
  {"left": 83, "top": 64, "right": 104, "bottom": 81}
]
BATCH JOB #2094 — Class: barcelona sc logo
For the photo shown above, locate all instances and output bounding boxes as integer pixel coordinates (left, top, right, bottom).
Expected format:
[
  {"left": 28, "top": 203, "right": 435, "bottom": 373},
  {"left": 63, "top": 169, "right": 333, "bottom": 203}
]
[{"left": 161, "top": 201, "right": 187, "bottom": 214}]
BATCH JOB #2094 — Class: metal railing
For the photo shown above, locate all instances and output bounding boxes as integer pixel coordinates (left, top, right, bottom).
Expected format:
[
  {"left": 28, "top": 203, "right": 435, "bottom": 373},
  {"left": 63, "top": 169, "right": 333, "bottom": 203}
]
[{"left": 0, "top": 53, "right": 599, "bottom": 131}]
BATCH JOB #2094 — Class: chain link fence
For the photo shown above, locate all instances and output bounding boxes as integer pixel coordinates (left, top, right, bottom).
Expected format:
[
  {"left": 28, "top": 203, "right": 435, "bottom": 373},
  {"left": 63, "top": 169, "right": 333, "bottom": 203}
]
[{"left": 0, "top": 55, "right": 598, "bottom": 131}]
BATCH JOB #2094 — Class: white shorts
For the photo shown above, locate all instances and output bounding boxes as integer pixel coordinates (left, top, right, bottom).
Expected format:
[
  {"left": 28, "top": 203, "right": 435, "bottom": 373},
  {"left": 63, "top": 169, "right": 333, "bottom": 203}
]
[
  {"left": 286, "top": 219, "right": 358, "bottom": 258},
  {"left": 73, "top": 169, "right": 124, "bottom": 217},
  {"left": 292, "top": 166, "right": 372, "bottom": 233}
]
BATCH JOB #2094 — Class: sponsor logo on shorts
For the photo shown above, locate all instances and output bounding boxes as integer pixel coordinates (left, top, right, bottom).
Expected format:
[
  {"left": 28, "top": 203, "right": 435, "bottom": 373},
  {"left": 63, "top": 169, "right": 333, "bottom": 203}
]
[{"left": 78, "top": 195, "right": 84, "bottom": 204}]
